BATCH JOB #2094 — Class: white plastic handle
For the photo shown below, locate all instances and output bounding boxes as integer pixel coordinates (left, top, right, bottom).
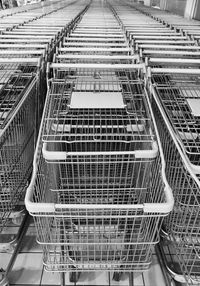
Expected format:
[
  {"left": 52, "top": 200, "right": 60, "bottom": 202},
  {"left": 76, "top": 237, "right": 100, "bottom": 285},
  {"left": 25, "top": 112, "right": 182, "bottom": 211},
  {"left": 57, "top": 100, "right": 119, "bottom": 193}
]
[
  {"left": 50, "top": 62, "right": 145, "bottom": 70},
  {"left": 151, "top": 68, "right": 200, "bottom": 75},
  {"left": 0, "top": 57, "right": 41, "bottom": 66},
  {"left": 59, "top": 47, "right": 130, "bottom": 52},
  {"left": 149, "top": 58, "right": 200, "bottom": 65},
  {"left": 42, "top": 141, "right": 158, "bottom": 160},
  {"left": 56, "top": 54, "right": 139, "bottom": 60},
  {"left": 0, "top": 50, "right": 45, "bottom": 55}
]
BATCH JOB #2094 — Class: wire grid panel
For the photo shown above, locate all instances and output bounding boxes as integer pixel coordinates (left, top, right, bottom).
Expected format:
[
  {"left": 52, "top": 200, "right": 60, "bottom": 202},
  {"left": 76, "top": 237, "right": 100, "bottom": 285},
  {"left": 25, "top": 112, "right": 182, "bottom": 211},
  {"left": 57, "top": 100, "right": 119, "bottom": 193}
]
[
  {"left": 28, "top": 138, "right": 168, "bottom": 271},
  {"left": 40, "top": 214, "right": 159, "bottom": 272},
  {"left": 0, "top": 79, "right": 36, "bottom": 230},
  {"left": 171, "top": 242, "right": 200, "bottom": 285},
  {"left": 151, "top": 87, "right": 200, "bottom": 284},
  {"left": 151, "top": 70, "right": 200, "bottom": 167},
  {"left": 43, "top": 73, "right": 154, "bottom": 143},
  {"left": 42, "top": 66, "right": 159, "bottom": 200},
  {"left": 0, "top": 62, "right": 38, "bottom": 128}
]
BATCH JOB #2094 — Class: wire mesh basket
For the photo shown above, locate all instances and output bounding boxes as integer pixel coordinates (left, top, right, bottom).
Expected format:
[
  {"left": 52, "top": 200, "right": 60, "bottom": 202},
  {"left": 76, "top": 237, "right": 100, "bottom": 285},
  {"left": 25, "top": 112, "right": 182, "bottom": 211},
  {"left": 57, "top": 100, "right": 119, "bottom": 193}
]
[
  {"left": 0, "top": 59, "right": 39, "bottom": 128},
  {"left": 42, "top": 65, "right": 158, "bottom": 194},
  {"left": 149, "top": 77, "right": 200, "bottom": 285},
  {"left": 25, "top": 0, "right": 174, "bottom": 276},
  {"left": 149, "top": 66, "right": 200, "bottom": 168},
  {"left": 25, "top": 71, "right": 173, "bottom": 272},
  {"left": 0, "top": 79, "right": 36, "bottom": 230}
]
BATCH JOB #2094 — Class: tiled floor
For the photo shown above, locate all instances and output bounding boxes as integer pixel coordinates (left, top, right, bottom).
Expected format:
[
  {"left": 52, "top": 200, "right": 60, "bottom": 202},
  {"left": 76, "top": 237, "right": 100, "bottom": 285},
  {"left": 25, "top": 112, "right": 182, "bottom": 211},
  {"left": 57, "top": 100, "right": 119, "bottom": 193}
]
[{"left": 1, "top": 219, "right": 168, "bottom": 286}]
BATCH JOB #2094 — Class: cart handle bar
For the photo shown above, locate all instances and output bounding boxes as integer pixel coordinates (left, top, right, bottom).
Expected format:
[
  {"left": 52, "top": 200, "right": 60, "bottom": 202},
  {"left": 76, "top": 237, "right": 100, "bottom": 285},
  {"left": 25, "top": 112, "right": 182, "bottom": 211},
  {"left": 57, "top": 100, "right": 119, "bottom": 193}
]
[
  {"left": 56, "top": 54, "right": 139, "bottom": 60},
  {"left": 42, "top": 141, "right": 158, "bottom": 160},
  {"left": 149, "top": 67, "right": 200, "bottom": 75},
  {"left": 0, "top": 57, "right": 41, "bottom": 66},
  {"left": 49, "top": 63, "right": 145, "bottom": 70},
  {"left": 26, "top": 200, "right": 173, "bottom": 213},
  {"left": 148, "top": 58, "right": 200, "bottom": 65}
]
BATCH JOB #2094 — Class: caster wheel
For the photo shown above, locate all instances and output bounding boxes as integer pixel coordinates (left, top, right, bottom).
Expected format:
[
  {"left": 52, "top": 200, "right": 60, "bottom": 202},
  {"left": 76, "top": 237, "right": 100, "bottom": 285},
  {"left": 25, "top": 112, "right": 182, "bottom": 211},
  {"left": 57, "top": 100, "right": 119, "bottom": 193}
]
[
  {"left": 12, "top": 214, "right": 24, "bottom": 226},
  {"left": 112, "top": 272, "right": 122, "bottom": 282},
  {"left": 69, "top": 272, "right": 80, "bottom": 283}
]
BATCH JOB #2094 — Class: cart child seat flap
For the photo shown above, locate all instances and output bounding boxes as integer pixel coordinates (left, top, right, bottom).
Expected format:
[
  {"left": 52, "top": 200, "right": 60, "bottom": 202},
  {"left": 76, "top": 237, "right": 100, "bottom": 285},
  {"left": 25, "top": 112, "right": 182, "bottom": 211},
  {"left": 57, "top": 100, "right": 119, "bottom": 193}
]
[{"left": 70, "top": 92, "right": 125, "bottom": 109}]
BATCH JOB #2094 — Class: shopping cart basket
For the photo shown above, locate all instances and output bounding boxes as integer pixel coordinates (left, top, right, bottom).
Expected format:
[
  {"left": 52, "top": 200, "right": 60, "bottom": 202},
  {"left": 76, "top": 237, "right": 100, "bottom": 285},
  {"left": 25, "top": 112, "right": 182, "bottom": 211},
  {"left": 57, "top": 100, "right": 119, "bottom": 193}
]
[
  {"left": 43, "top": 68, "right": 156, "bottom": 197},
  {"left": 0, "top": 58, "right": 40, "bottom": 127},
  {"left": 148, "top": 64, "right": 200, "bottom": 168},
  {"left": 148, "top": 69, "right": 200, "bottom": 285},
  {"left": 25, "top": 63, "right": 173, "bottom": 275},
  {"left": 0, "top": 59, "right": 39, "bottom": 230}
]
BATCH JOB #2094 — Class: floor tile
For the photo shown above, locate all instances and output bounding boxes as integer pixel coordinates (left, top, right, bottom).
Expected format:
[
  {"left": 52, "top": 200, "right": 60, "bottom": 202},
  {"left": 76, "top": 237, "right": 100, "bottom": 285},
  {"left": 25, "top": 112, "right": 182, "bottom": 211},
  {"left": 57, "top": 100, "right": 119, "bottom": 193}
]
[
  {"left": 143, "top": 256, "right": 166, "bottom": 286},
  {"left": 0, "top": 252, "right": 12, "bottom": 269},
  {"left": 133, "top": 272, "right": 144, "bottom": 286},
  {"left": 77, "top": 271, "right": 109, "bottom": 285},
  {"left": 8, "top": 253, "right": 43, "bottom": 285},
  {"left": 109, "top": 272, "right": 144, "bottom": 286},
  {"left": 41, "top": 269, "right": 70, "bottom": 285}
]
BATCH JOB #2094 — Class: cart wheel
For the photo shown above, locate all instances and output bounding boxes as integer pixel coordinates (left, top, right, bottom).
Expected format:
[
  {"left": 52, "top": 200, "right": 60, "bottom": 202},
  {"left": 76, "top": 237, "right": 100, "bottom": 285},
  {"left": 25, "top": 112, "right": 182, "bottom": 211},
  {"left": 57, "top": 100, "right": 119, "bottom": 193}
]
[
  {"left": 112, "top": 272, "right": 122, "bottom": 282},
  {"left": 11, "top": 214, "right": 24, "bottom": 226},
  {"left": 69, "top": 271, "right": 80, "bottom": 283}
]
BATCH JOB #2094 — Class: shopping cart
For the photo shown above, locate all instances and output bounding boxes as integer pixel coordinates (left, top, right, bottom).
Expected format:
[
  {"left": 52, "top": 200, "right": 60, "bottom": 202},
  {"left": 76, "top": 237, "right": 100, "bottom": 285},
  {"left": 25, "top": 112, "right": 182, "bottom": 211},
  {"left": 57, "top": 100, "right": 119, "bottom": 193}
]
[
  {"left": 109, "top": 3, "right": 200, "bottom": 283},
  {"left": 25, "top": 62, "right": 173, "bottom": 281},
  {"left": 0, "top": 62, "right": 37, "bottom": 230},
  {"left": 148, "top": 63, "right": 200, "bottom": 167},
  {"left": 147, "top": 66, "right": 200, "bottom": 285}
]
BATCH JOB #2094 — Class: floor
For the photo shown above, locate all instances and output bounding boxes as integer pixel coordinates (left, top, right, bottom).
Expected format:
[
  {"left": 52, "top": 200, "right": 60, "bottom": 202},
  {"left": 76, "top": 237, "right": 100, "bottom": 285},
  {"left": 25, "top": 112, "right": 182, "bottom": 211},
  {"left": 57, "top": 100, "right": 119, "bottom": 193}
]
[{"left": 1, "top": 217, "right": 167, "bottom": 286}]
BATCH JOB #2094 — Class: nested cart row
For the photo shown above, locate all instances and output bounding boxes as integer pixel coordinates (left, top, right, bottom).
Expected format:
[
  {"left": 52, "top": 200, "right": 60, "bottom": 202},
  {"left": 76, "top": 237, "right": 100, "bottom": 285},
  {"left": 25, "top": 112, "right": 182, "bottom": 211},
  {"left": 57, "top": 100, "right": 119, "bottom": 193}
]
[
  {"left": 148, "top": 67, "right": 200, "bottom": 285},
  {"left": 0, "top": 0, "right": 89, "bottom": 60},
  {"left": 109, "top": 1, "right": 200, "bottom": 285},
  {"left": 25, "top": 1, "right": 173, "bottom": 284},
  {"left": 132, "top": 3, "right": 200, "bottom": 45},
  {"left": 0, "top": 58, "right": 40, "bottom": 232},
  {"left": 110, "top": 1, "right": 200, "bottom": 61},
  {"left": 0, "top": 1, "right": 91, "bottom": 285},
  {"left": 0, "top": 0, "right": 90, "bottom": 232}
]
